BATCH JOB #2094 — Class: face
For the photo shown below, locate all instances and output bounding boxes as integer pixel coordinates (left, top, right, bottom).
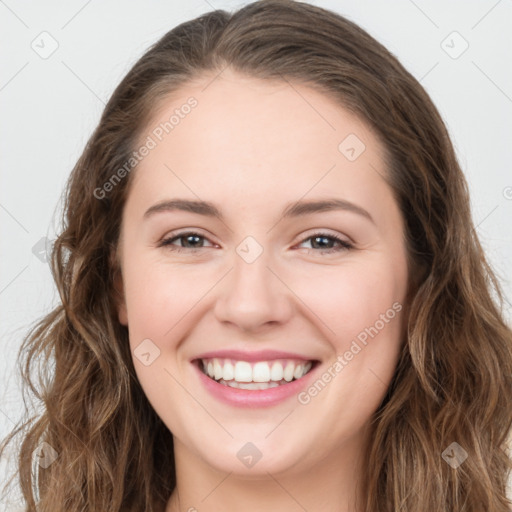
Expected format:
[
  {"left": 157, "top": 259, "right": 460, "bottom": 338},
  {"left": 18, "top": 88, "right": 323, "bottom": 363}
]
[{"left": 116, "top": 70, "right": 409, "bottom": 478}]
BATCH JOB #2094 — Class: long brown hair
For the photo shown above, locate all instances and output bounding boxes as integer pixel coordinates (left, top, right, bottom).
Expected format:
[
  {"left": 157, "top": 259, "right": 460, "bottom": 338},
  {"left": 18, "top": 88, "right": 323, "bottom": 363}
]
[{"left": 2, "top": 1, "right": 511, "bottom": 510}]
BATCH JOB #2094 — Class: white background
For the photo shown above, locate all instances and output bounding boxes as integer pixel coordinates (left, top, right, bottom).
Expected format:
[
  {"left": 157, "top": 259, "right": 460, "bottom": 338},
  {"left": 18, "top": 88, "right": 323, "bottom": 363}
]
[{"left": 1, "top": 0, "right": 511, "bottom": 508}]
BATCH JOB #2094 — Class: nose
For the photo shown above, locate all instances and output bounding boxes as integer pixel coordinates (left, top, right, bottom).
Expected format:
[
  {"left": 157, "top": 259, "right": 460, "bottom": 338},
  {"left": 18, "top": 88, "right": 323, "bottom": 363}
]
[{"left": 213, "top": 249, "right": 294, "bottom": 334}]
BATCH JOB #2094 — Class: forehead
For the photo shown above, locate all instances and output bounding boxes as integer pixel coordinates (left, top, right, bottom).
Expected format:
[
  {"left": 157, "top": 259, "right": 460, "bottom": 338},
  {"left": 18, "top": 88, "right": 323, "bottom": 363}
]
[
  {"left": 143, "top": 71, "right": 381, "bottom": 162},
  {"left": 126, "top": 70, "right": 396, "bottom": 225}
]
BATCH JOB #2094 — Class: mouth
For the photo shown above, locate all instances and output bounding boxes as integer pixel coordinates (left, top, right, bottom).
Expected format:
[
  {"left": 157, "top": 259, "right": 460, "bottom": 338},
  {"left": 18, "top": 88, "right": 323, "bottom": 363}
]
[{"left": 194, "top": 357, "right": 319, "bottom": 390}]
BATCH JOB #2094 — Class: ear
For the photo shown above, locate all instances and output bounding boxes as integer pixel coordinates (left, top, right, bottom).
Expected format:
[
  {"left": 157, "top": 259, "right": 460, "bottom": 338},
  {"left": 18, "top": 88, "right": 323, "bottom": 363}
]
[{"left": 110, "top": 247, "right": 128, "bottom": 326}]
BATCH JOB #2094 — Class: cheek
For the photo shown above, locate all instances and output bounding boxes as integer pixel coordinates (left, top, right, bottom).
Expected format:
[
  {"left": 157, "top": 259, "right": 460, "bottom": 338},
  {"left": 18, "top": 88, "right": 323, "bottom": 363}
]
[
  {"left": 296, "top": 261, "right": 406, "bottom": 426},
  {"left": 294, "top": 259, "right": 406, "bottom": 412},
  {"left": 301, "top": 259, "right": 406, "bottom": 345},
  {"left": 122, "top": 257, "right": 206, "bottom": 344},
  {"left": 121, "top": 259, "right": 203, "bottom": 419},
  {"left": 123, "top": 250, "right": 407, "bottom": 354}
]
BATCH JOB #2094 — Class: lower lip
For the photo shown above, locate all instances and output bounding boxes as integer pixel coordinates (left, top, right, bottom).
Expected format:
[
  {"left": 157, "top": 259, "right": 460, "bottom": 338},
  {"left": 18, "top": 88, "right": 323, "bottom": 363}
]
[{"left": 194, "top": 362, "right": 318, "bottom": 408}]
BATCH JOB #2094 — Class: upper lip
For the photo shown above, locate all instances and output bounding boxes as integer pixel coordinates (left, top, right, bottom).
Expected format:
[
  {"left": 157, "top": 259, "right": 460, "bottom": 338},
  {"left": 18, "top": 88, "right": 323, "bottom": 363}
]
[{"left": 193, "top": 349, "right": 317, "bottom": 362}]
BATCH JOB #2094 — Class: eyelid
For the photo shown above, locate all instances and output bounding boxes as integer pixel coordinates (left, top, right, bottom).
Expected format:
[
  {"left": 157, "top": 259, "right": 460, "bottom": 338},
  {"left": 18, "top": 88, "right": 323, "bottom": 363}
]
[
  {"left": 160, "top": 226, "right": 211, "bottom": 239},
  {"left": 159, "top": 228, "right": 353, "bottom": 254},
  {"left": 297, "top": 228, "right": 353, "bottom": 245},
  {"left": 294, "top": 230, "right": 353, "bottom": 253},
  {"left": 159, "top": 228, "right": 216, "bottom": 247}
]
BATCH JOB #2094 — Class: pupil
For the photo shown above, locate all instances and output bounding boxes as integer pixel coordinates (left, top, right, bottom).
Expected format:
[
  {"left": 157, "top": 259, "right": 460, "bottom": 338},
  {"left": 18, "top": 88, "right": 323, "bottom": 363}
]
[
  {"left": 186, "top": 235, "right": 201, "bottom": 247},
  {"left": 314, "top": 236, "right": 330, "bottom": 248}
]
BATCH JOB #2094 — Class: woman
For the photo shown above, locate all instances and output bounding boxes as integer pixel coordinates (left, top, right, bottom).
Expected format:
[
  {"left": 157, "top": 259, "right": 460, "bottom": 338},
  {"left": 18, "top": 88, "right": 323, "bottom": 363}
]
[{"left": 1, "top": 1, "right": 511, "bottom": 510}]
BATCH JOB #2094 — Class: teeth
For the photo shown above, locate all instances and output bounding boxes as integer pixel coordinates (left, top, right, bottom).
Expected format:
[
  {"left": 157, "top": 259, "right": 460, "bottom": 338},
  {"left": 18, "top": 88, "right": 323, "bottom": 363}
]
[
  {"left": 220, "top": 379, "right": 281, "bottom": 390},
  {"left": 283, "top": 362, "right": 295, "bottom": 382},
  {"left": 293, "top": 364, "right": 304, "bottom": 380},
  {"left": 270, "top": 362, "right": 283, "bottom": 381},
  {"left": 214, "top": 359, "right": 223, "bottom": 380},
  {"left": 234, "top": 361, "right": 252, "bottom": 382},
  {"left": 201, "top": 358, "right": 314, "bottom": 384},
  {"left": 253, "top": 362, "right": 270, "bottom": 382},
  {"left": 223, "top": 361, "right": 234, "bottom": 380}
]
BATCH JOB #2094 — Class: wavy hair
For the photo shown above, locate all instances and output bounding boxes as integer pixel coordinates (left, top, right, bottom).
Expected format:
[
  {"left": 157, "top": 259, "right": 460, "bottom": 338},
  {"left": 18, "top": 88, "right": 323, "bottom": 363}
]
[{"left": 2, "top": 1, "right": 511, "bottom": 510}]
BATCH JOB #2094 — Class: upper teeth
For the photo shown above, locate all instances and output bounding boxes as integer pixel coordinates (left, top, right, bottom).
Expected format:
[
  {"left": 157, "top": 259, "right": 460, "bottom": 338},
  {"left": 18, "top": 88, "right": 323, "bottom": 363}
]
[{"left": 201, "top": 358, "right": 313, "bottom": 383}]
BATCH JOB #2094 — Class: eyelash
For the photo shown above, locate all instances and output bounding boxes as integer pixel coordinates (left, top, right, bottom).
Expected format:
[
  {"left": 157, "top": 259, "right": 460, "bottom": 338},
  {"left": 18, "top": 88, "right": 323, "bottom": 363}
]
[{"left": 158, "top": 231, "right": 353, "bottom": 255}]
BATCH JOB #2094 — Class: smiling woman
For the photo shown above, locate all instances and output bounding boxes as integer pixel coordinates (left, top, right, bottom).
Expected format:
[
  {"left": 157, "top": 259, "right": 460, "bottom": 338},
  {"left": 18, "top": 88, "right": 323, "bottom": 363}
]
[{"left": 1, "top": 1, "right": 512, "bottom": 511}]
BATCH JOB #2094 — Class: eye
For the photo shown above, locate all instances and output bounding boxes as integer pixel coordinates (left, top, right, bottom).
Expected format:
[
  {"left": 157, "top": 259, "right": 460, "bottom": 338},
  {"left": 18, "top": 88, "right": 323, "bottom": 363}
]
[
  {"left": 158, "top": 230, "right": 353, "bottom": 255},
  {"left": 296, "top": 232, "right": 353, "bottom": 254},
  {"left": 159, "top": 231, "right": 215, "bottom": 252}
]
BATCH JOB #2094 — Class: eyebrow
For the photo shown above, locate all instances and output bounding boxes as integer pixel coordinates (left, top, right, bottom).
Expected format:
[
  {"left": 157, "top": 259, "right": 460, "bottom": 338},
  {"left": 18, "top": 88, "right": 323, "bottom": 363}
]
[{"left": 143, "top": 198, "right": 374, "bottom": 224}]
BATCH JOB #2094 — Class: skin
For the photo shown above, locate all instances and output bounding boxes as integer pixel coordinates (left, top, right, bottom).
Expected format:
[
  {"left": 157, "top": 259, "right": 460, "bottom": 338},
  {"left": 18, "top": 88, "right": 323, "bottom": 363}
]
[{"left": 115, "top": 69, "right": 410, "bottom": 512}]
